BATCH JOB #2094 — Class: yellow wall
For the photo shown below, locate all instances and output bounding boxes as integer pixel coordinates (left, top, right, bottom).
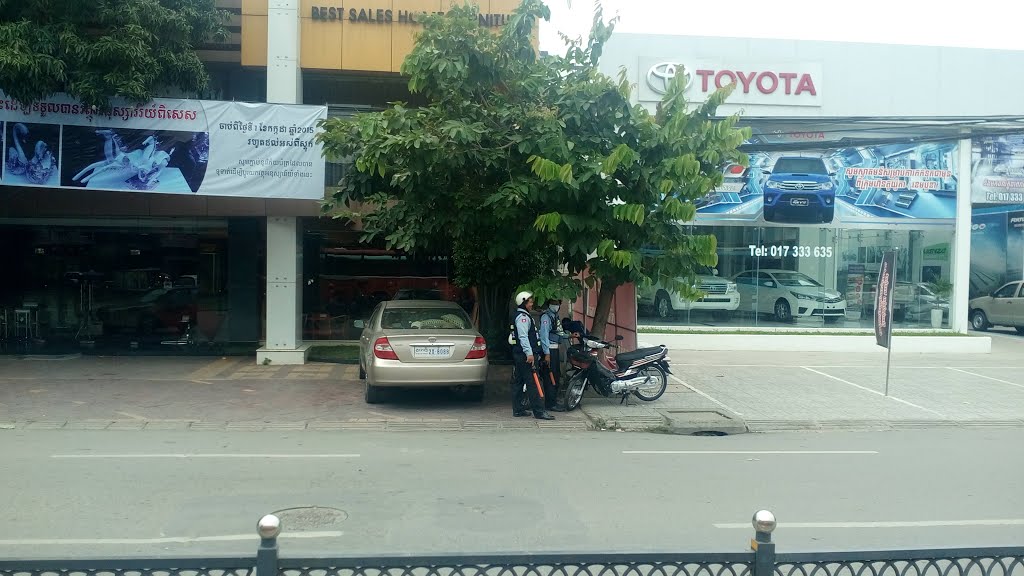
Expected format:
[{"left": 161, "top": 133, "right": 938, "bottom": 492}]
[{"left": 241, "top": 0, "right": 535, "bottom": 73}]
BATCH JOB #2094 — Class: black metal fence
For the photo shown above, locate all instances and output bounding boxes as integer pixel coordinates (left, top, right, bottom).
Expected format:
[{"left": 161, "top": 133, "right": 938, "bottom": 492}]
[{"left": 1, "top": 511, "right": 1022, "bottom": 576}]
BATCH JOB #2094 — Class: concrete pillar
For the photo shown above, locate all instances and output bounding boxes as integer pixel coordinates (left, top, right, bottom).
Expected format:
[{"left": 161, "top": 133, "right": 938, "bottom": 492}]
[
  {"left": 266, "top": 0, "right": 302, "bottom": 105},
  {"left": 950, "top": 134, "right": 973, "bottom": 333},
  {"left": 257, "top": 217, "right": 309, "bottom": 364},
  {"left": 257, "top": 1, "right": 308, "bottom": 364}
]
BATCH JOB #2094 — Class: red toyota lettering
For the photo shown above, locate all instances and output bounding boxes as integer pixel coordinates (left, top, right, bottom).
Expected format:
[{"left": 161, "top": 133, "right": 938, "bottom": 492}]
[
  {"left": 779, "top": 72, "right": 797, "bottom": 94},
  {"left": 736, "top": 71, "right": 756, "bottom": 93},
  {"left": 715, "top": 70, "right": 737, "bottom": 89},
  {"left": 695, "top": 69, "right": 714, "bottom": 92},
  {"left": 795, "top": 74, "right": 817, "bottom": 96},
  {"left": 756, "top": 71, "right": 778, "bottom": 94}
]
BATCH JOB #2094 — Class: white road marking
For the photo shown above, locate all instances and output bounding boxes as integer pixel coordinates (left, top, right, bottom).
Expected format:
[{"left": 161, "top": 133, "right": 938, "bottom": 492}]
[
  {"left": 51, "top": 453, "right": 361, "bottom": 459},
  {"left": 115, "top": 411, "right": 147, "bottom": 420},
  {"left": 624, "top": 450, "right": 878, "bottom": 455},
  {"left": 668, "top": 374, "right": 744, "bottom": 417},
  {"left": 0, "top": 531, "right": 344, "bottom": 546},
  {"left": 801, "top": 366, "right": 947, "bottom": 417},
  {"left": 714, "top": 519, "right": 1024, "bottom": 529},
  {"left": 947, "top": 367, "right": 1024, "bottom": 390}
]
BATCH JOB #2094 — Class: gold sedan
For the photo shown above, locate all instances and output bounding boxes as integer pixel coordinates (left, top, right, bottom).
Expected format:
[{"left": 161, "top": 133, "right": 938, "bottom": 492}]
[{"left": 358, "top": 300, "right": 489, "bottom": 404}]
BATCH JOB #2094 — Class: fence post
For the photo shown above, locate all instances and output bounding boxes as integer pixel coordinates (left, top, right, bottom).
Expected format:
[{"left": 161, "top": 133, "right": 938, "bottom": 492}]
[
  {"left": 750, "top": 510, "right": 777, "bottom": 576},
  {"left": 257, "top": 514, "right": 282, "bottom": 576}
]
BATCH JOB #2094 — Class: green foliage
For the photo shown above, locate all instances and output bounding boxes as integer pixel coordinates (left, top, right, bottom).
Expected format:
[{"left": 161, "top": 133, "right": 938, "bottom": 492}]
[
  {"left": 316, "top": 0, "right": 750, "bottom": 339},
  {"left": 0, "top": 0, "right": 228, "bottom": 109}
]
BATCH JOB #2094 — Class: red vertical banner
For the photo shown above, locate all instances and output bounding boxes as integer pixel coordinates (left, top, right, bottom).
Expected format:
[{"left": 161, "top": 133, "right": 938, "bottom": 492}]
[{"left": 874, "top": 251, "right": 897, "bottom": 348}]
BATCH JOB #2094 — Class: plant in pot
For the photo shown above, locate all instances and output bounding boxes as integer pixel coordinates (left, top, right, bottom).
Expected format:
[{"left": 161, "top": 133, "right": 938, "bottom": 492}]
[{"left": 927, "top": 279, "right": 953, "bottom": 328}]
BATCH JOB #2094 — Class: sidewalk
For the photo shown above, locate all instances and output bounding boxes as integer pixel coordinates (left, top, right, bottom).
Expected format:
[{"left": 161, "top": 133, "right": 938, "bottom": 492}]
[
  {"left": 0, "top": 356, "right": 589, "bottom": 432},
  {"left": 2, "top": 333, "right": 1021, "bottom": 434},
  {"left": 581, "top": 332, "right": 1024, "bottom": 432}
]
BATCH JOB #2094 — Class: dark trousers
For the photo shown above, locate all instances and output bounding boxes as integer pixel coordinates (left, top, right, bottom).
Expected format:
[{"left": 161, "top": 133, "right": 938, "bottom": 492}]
[
  {"left": 512, "top": 352, "right": 546, "bottom": 415},
  {"left": 541, "top": 347, "right": 562, "bottom": 408}
]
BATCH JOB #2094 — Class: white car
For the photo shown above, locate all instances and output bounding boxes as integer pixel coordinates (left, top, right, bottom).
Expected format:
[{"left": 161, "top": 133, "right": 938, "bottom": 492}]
[
  {"left": 733, "top": 269, "right": 846, "bottom": 323},
  {"left": 637, "top": 266, "right": 740, "bottom": 320}
]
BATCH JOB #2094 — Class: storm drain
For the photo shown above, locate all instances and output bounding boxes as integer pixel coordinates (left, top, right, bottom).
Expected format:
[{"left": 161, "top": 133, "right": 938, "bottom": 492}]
[
  {"left": 271, "top": 506, "right": 348, "bottom": 532},
  {"left": 662, "top": 410, "right": 747, "bottom": 436}
]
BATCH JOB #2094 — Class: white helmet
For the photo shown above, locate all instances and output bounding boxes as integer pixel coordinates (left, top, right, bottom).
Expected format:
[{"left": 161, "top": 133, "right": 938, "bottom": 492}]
[{"left": 515, "top": 291, "right": 533, "bottom": 306}]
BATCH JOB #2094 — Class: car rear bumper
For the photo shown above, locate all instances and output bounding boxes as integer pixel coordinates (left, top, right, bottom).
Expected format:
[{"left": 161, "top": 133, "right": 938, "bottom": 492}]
[{"left": 368, "top": 358, "right": 488, "bottom": 387}]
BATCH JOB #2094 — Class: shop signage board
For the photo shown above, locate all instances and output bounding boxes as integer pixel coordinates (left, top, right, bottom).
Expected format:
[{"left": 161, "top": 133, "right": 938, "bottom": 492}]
[
  {"left": 0, "top": 92, "right": 327, "bottom": 199},
  {"left": 696, "top": 141, "right": 960, "bottom": 226},
  {"left": 972, "top": 136, "right": 1024, "bottom": 205},
  {"left": 638, "top": 58, "right": 824, "bottom": 107},
  {"left": 970, "top": 206, "right": 1024, "bottom": 298}
]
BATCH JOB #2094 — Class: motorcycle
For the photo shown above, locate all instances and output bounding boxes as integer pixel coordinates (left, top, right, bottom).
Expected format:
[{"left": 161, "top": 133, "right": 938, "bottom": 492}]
[{"left": 563, "top": 332, "right": 671, "bottom": 411}]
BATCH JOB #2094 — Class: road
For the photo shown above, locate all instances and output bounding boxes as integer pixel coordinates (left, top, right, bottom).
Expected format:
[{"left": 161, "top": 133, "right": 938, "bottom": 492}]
[{"left": 1, "top": 428, "right": 1023, "bottom": 558}]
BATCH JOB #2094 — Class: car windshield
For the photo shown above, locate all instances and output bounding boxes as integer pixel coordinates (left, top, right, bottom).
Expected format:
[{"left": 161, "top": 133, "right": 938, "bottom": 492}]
[
  {"left": 772, "top": 272, "right": 823, "bottom": 287},
  {"left": 772, "top": 158, "right": 828, "bottom": 174},
  {"left": 382, "top": 307, "right": 472, "bottom": 330}
]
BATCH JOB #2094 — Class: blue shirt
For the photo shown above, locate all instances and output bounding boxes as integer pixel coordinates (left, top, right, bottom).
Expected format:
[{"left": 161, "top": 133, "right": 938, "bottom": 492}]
[
  {"left": 515, "top": 309, "right": 534, "bottom": 356},
  {"left": 538, "top": 311, "right": 560, "bottom": 354}
]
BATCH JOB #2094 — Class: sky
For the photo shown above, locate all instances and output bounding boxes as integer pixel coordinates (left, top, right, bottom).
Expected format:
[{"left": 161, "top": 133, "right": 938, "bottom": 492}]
[{"left": 539, "top": 0, "right": 1024, "bottom": 55}]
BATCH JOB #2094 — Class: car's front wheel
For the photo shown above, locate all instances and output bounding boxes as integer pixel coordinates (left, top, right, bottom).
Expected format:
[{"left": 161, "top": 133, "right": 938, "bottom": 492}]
[
  {"left": 774, "top": 299, "right": 793, "bottom": 323},
  {"left": 358, "top": 362, "right": 366, "bottom": 380},
  {"left": 971, "top": 310, "right": 990, "bottom": 331}
]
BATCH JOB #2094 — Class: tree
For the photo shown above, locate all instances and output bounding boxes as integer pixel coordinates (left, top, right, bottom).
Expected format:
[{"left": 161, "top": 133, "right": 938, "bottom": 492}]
[
  {"left": 0, "top": 0, "right": 228, "bottom": 110},
  {"left": 318, "top": 1, "right": 559, "bottom": 358},
  {"left": 317, "top": 0, "right": 750, "bottom": 352},
  {"left": 524, "top": 8, "right": 751, "bottom": 338}
]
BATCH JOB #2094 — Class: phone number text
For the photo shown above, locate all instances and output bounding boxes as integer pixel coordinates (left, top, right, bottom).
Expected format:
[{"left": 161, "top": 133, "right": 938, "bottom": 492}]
[{"left": 749, "top": 244, "right": 835, "bottom": 258}]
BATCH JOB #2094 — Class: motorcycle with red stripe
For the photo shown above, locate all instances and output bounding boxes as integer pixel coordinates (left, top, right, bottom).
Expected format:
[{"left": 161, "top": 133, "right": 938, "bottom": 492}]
[{"left": 560, "top": 320, "right": 671, "bottom": 411}]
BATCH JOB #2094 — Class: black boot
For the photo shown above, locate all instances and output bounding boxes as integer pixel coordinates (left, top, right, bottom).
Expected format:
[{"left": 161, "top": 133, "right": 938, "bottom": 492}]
[{"left": 534, "top": 411, "right": 555, "bottom": 420}]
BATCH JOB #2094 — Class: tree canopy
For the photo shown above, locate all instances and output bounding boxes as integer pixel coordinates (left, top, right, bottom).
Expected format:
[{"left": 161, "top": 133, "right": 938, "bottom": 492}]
[
  {"left": 0, "top": 0, "right": 228, "bottom": 109},
  {"left": 317, "top": 0, "right": 750, "bottom": 345}
]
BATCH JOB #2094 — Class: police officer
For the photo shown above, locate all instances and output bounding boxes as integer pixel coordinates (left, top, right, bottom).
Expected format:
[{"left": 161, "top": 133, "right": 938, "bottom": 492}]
[
  {"left": 510, "top": 291, "right": 554, "bottom": 420},
  {"left": 538, "top": 298, "right": 565, "bottom": 412}
]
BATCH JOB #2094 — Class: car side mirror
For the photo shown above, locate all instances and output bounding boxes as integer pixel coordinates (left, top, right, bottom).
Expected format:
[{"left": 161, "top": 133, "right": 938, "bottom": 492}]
[
  {"left": 353, "top": 320, "right": 365, "bottom": 329},
  {"left": 712, "top": 268, "right": 720, "bottom": 276}
]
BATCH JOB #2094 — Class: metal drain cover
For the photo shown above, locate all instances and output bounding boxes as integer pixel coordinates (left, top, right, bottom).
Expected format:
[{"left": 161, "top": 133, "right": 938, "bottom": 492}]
[{"left": 271, "top": 507, "right": 348, "bottom": 531}]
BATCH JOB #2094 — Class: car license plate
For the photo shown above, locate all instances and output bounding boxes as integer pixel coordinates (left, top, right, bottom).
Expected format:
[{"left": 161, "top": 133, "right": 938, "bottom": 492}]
[
  {"left": 790, "top": 198, "right": 809, "bottom": 206},
  {"left": 412, "top": 346, "right": 453, "bottom": 359}
]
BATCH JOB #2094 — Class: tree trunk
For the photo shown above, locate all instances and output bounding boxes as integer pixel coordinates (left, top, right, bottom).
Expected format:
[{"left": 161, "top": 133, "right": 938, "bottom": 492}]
[
  {"left": 589, "top": 282, "right": 618, "bottom": 340},
  {"left": 476, "top": 283, "right": 514, "bottom": 363}
]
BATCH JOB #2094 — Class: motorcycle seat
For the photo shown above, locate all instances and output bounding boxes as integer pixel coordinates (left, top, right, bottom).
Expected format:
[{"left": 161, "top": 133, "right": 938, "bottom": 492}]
[{"left": 615, "top": 345, "right": 666, "bottom": 368}]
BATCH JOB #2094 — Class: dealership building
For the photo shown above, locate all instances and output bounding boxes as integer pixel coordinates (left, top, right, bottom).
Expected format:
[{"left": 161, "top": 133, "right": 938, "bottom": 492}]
[
  {"left": 1, "top": 4, "right": 1021, "bottom": 362},
  {"left": 600, "top": 34, "right": 1024, "bottom": 340}
]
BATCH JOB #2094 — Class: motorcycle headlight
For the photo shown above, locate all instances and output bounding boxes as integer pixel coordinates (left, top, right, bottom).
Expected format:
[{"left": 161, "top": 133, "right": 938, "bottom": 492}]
[
  {"left": 821, "top": 181, "right": 834, "bottom": 190},
  {"left": 792, "top": 292, "right": 813, "bottom": 300},
  {"left": 727, "top": 282, "right": 738, "bottom": 293}
]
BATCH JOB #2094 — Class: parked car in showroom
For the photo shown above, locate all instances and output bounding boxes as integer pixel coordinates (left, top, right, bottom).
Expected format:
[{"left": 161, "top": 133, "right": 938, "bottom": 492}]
[
  {"left": 637, "top": 266, "right": 740, "bottom": 320},
  {"left": 761, "top": 156, "right": 837, "bottom": 224},
  {"left": 95, "top": 286, "right": 198, "bottom": 336},
  {"left": 733, "top": 269, "right": 846, "bottom": 323},
  {"left": 969, "top": 280, "right": 1024, "bottom": 333},
  {"left": 358, "top": 300, "right": 488, "bottom": 403}
]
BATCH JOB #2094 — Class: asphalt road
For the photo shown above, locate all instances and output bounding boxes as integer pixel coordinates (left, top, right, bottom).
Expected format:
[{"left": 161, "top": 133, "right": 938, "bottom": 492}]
[{"left": 1, "top": 428, "right": 1022, "bottom": 559}]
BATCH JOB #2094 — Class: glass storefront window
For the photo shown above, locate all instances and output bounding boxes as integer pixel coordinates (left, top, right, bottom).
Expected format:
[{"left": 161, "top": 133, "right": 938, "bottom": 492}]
[
  {"left": 0, "top": 218, "right": 259, "bottom": 354},
  {"left": 638, "top": 225, "right": 954, "bottom": 329}
]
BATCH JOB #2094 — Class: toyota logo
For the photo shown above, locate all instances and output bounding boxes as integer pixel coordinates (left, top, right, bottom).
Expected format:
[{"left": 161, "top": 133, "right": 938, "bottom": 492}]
[{"left": 646, "top": 62, "right": 689, "bottom": 95}]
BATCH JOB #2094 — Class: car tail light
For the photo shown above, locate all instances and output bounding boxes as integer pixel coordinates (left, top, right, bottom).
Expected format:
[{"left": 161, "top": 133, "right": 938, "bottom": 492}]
[
  {"left": 727, "top": 164, "right": 745, "bottom": 175},
  {"left": 465, "top": 337, "right": 487, "bottom": 360},
  {"left": 373, "top": 337, "right": 399, "bottom": 360}
]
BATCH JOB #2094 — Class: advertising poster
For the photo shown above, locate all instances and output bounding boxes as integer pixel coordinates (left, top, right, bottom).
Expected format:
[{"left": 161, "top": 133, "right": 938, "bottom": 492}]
[
  {"left": 0, "top": 92, "right": 327, "bottom": 199},
  {"left": 972, "top": 136, "right": 1024, "bottom": 205},
  {"left": 845, "top": 263, "right": 865, "bottom": 319},
  {"left": 875, "top": 251, "right": 896, "bottom": 348},
  {"left": 969, "top": 206, "right": 1024, "bottom": 298},
  {"left": 697, "top": 141, "right": 958, "bottom": 225}
]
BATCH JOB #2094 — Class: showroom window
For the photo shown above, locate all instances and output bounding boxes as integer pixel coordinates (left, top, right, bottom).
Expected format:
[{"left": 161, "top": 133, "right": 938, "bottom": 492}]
[{"left": 637, "top": 224, "right": 954, "bottom": 329}]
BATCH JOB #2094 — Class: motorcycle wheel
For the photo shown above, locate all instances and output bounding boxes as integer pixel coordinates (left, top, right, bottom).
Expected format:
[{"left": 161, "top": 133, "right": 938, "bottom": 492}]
[
  {"left": 564, "top": 373, "right": 587, "bottom": 411},
  {"left": 633, "top": 365, "right": 668, "bottom": 402}
]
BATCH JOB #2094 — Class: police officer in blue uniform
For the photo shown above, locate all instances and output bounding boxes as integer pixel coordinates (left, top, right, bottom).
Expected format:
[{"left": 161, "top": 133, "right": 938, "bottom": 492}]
[
  {"left": 510, "top": 291, "right": 554, "bottom": 420},
  {"left": 538, "top": 298, "right": 566, "bottom": 412}
]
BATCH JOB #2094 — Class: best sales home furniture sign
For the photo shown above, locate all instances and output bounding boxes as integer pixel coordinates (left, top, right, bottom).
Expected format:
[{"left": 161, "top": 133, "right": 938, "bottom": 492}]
[{"left": 0, "top": 92, "right": 327, "bottom": 199}]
